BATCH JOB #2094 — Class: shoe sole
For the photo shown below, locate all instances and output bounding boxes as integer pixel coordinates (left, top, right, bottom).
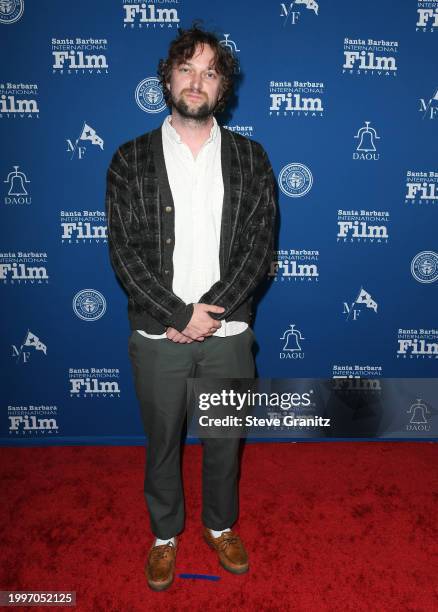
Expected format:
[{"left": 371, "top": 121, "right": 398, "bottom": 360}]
[{"left": 204, "top": 535, "right": 249, "bottom": 574}]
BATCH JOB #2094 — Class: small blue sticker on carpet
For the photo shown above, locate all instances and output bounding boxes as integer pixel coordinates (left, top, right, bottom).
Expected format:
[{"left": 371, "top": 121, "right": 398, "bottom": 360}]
[{"left": 179, "top": 573, "right": 220, "bottom": 581}]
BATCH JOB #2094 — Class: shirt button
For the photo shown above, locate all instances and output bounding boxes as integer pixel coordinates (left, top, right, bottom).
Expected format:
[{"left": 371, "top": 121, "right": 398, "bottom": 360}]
[
  {"left": 165, "top": 237, "right": 172, "bottom": 244},
  {"left": 165, "top": 206, "right": 172, "bottom": 213},
  {"left": 164, "top": 269, "right": 170, "bottom": 275}
]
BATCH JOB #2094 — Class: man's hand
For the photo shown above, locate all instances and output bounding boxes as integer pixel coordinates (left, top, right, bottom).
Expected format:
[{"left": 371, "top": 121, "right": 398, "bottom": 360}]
[
  {"left": 181, "top": 303, "right": 225, "bottom": 340},
  {"left": 166, "top": 327, "right": 195, "bottom": 343}
]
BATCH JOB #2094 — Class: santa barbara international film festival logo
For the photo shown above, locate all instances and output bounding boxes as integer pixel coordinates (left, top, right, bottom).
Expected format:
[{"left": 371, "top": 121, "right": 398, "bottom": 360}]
[
  {"left": 397, "top": 328, "right": 438, "bottom": 359},
  {"left": 342, "top": 37, "right": 398, "bottom": 77},
  {"left": 337, "top": 209, "right": 389, "bottom": 244},
  {"left": 11, "top": 330, "right": 47, "bottom": 364},
  {"left": 0, "top": 82, "right": 39, "bottom": 119},
  {"left": 69, "top": 368, "right": 120, "bottom": 398},
  {"left": 268, "top": 248, "right": 319, "bottom": 282},
  {"left": 405, "top": 170, "right": 438, "bottom": 205},
  {"left": 279, "top": 324, "right": 305, "bottom": 360},
  {"left": 3, "top": 165, "right": 31, "bottom": 205},
  {"left": 278, "top": 163, "right": 313, "bottom": 198},
  {"left": 61, "top": 210, "right": 107, "bottom": 244},
  {"left": 51, "top": 37, "right": 109, "bottom": 75},
  {"left": 66, "top": 122, "right": 104, "bottom": 160},
  {"left": 279, "top": 0, "right": 319, "bottom": 26},
  {"left": 0, "top": 0, "right": 24, "bottom": 24},
  {"left": 419, "top": 87, "right": 438, "bottom": 120},
  {"left": 122, "top": 0, "right": 180, "bottom": 29},
  {"left": 353, "top": 121, "right": 380, "bottom": 161},
  {"left": 343, "top": 287, "right": 378, "bottom": 321},
  {"left": 411, "top": 251, "right": 438, "bottom": 284},
  {"left": 135, "top": 77, "right": 166, "bottom": 113},
  {"left": 269, "top": 80, "right": 324, "bottom": 117},
  {"left": 73, "top": 289, "right": 106, "bottom": 321},
  {"left": 8, "top": 405, "right": 59, "bottom": 437},
  {"left": 0, "top": 251, "right": 49, "bottom": 285},
  {"left": 332, "top": 364, "right": 383, "bottom": 392},
  {"left": 416, "top": 0, "right": 438, "bottom": 32},
  {"left": 224, "top": 125, "right": 255, "bottom": 139}
]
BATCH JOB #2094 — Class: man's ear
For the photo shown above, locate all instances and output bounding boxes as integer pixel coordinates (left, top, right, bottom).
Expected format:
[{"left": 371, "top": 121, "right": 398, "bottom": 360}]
[{"left": 216, "top": 83, "right": 224, "bottom": 105}]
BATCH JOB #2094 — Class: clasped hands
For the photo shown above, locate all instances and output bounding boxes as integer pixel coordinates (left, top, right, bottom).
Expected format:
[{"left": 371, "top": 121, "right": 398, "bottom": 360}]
[{"left": 166, "top": 303, "right": 225, "bottom": 343}]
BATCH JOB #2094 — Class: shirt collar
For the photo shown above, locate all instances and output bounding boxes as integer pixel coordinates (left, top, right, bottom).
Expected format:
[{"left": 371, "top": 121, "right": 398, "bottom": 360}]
[{"left": 163, "top": 114, "right": 219, "bottom": 145}]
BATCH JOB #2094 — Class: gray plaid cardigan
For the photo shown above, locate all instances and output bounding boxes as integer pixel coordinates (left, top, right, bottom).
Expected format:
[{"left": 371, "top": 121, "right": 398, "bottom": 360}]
[{"left": 105, "top": 125, "right": 277, "bottom": 334}]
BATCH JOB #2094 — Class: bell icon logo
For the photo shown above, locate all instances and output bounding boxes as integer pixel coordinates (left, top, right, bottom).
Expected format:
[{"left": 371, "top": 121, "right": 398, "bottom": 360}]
[
  {"left": 353, "top": 121, "right": 380, "bottom": 160},
  {"left": 279, "top": 324, "right": 305, "bottom": 359},
  {"left": 4, "top": 166, "right": 31, "bottom": 205}
]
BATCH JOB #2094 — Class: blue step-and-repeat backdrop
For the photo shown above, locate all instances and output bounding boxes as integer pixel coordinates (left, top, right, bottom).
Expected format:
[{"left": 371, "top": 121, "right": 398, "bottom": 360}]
[{"left": 1, "top": 0, "right": 437, "bottom": 444}]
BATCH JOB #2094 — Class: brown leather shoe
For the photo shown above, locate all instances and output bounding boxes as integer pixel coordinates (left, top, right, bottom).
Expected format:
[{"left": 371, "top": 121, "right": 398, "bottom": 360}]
[
  {"left": 203, "top": 528, "right": 249, "bottom": 574},
  {"left": 145, "top": 539, "right": 177, "bottom": 591}
]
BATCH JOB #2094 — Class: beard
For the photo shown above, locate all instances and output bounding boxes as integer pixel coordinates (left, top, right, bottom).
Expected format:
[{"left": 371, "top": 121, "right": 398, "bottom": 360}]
[{"left": 171, "top": 90, "right": 217, "bottom": 121}]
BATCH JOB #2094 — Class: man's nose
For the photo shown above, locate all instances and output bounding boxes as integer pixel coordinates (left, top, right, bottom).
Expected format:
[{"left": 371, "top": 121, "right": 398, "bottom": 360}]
[{"left": 190, "top": 72, "right": 202, "bottom": 90}]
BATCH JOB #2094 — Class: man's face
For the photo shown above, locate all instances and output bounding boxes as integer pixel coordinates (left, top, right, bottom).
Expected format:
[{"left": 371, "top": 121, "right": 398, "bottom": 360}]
[{"left": 166, "top": 43, "right": 223, "bottom": 120}]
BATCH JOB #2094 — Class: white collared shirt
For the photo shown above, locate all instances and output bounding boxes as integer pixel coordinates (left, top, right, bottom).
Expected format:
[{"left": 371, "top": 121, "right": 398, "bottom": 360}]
[{"left": 137, "top": 115, "right": 247, "bottom": 339}]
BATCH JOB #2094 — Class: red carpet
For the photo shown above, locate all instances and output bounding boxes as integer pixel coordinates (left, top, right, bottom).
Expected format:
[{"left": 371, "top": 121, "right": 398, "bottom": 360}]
[{"left": 1, "top": 442, "right": 437, "bottom": 611}]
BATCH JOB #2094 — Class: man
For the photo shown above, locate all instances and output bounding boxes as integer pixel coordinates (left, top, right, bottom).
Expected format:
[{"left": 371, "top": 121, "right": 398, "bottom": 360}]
[{"left": 105, "top": 25, "right": 276, "bottom": 591}]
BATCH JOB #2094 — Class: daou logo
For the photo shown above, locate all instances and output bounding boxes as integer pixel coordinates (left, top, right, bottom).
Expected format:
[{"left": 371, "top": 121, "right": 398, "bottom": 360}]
[
  {"left": 279, "top": 324, "right": 305, "bottom": 359},
  {"left": 406, "top": 399, "right": 431, "bottom": 432},
  {"left": 353, "top": 121, "right": 380, "bottom": 160},
  {"left": 3, "top": 166, "right": 31, "bottom": 205}
]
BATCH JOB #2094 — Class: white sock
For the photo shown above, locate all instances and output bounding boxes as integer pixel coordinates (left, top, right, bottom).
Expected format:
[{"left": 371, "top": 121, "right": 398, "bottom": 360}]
[
  {"left": 154, "top": 536, "right": 175, "bottom": 547},
  {"left": 210, "top": 528, "right": 231, "bottom": 538}
]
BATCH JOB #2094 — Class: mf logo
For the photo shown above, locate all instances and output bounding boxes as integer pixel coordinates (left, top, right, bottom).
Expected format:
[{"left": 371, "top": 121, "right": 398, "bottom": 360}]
[
  {"left": 280, "top": 0, "right": 318, "bottom": 26},
  {"left": 419, "top": 88, "right": 438, "bottom": 120},
  {"left": 343, "top": 288, "right": 378, "bottom": 321},
  {"left": 66, "top": 122, "right": 104, "bottom": 160},
  {"left": 11, "top": 330, "right": 47, "bottom": 364}
]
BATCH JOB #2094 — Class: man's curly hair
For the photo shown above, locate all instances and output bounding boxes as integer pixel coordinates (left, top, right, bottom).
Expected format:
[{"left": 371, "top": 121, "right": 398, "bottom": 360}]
[{"left": 158, "top": 23, "right": 239, "bottom": 114}]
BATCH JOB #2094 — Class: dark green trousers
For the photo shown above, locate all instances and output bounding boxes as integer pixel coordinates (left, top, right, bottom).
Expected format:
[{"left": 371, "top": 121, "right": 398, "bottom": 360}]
[{"left": 128, "top": 327, "right": 255, "bottom": 539}]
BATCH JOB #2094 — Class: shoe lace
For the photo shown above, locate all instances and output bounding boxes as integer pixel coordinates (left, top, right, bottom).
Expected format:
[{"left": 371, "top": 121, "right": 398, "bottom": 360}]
[
  {"left": 216, "top": 533, "right": 240, "bottom": 552},
  {"left": 150, "top": 542, "right": 175, "bottom": 561}
]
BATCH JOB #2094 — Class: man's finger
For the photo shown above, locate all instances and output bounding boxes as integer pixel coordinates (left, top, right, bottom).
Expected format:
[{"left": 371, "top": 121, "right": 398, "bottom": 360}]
[{"left": 205, "top": 304, "right": 225, "bottom": 313}]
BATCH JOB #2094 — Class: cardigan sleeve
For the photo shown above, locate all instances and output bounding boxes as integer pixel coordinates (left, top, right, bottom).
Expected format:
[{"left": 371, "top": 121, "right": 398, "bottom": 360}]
[
  {"left": 105, "top": 145, "right": 194, "bottom": 332},
  {"left": 197, "top": 145, "right": 277, "bottom": 319}
]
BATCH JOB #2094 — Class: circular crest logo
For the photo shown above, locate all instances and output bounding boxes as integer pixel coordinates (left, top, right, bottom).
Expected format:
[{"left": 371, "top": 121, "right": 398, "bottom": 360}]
[
  {"left": 411, "top": 251, "right": 438, "bottom": 284},
  {"left": 0, "top": 0, "right": 24, "bottom": 24},
  {"left": 278, "top": 163, "right": 313, "bottom": 198},
  {"left": 73, "top": 289, "right": 107, "bottom": 321},
  {"left": 135, "top": 77, "right": 166, "bottom": 114}
]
